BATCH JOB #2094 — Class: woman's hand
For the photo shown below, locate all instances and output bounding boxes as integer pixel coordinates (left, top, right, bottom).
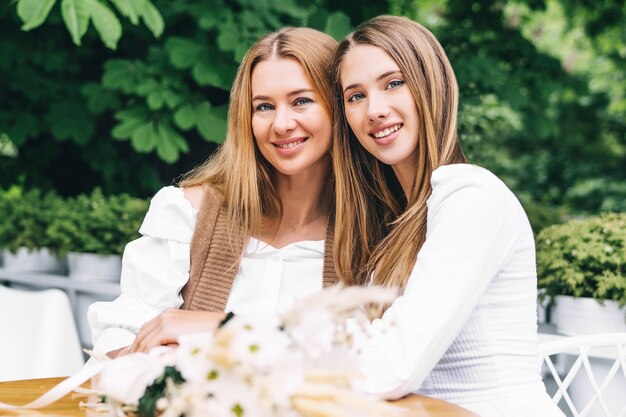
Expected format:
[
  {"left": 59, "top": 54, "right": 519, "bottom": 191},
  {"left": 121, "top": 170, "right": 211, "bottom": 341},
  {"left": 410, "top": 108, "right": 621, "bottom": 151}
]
[{"left": 127, "top": 309, "right": 226, "bottom": 354}]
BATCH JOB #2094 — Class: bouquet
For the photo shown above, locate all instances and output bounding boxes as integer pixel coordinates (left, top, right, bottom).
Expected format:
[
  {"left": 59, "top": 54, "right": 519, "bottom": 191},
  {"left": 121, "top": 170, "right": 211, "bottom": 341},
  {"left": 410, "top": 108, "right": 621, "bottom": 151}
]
[{"left": 90, "top": 285, "right": 405, "bottom": 417}]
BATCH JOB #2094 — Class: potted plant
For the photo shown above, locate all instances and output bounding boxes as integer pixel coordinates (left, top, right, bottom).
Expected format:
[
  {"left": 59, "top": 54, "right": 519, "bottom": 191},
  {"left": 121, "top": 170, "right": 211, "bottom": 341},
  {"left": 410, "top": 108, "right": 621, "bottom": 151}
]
[
  {"left": 47, "top": 188, "right": 149, "bottom": 282},
  {"left": 536, "top": 212, "right": 626, "bottom": 335},
  {"left": 47, "top": 189, "right": 148, "bottom": 347},
  {"left": 0, "top": 187, "right": 67, "bottom": 274}
]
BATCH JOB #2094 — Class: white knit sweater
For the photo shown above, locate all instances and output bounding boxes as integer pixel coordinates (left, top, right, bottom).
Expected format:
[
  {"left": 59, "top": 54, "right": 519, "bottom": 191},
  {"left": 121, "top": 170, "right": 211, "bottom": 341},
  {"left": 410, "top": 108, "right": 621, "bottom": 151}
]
[{"left": 352, "top": 164, "right": 564, "bottom": 417}]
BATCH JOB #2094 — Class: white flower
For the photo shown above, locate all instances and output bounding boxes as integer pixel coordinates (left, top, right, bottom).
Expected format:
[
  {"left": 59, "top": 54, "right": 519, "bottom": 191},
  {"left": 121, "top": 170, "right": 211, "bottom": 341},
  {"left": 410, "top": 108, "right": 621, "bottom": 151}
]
[
  {"left": 96, "top": 347, "right": 175, "bottom": 404},
  {"left": 225, "top": 314, "right": 292, "bottom": 370},
  {"left": 176, "top": 331, "right": 216, "bottom": 383}
]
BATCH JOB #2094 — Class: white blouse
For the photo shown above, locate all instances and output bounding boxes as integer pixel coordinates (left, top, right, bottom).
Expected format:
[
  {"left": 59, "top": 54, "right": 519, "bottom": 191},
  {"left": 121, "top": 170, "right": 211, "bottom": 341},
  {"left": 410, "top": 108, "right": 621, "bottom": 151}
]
[
  {"left": 350, "top": 164, "right": 564, "bottom": 417},
  {"left": 87, "top": 187, "right": 324, "bottom": 355}
]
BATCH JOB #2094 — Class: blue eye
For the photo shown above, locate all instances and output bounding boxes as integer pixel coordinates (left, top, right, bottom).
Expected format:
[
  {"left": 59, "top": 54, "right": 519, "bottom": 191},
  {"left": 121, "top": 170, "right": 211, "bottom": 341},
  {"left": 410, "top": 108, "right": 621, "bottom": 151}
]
[
  {"left": 347, "top": 92, "right": 365, "bottom": 103},
  {"left": 255, "top": 103, "right": 274, "bottom": 112},
  {"left": 387, "top": 79, "right": 405, "bottom": 89},
  {"left": 294, "top": 97, "right": 313, "bottom": 106}
]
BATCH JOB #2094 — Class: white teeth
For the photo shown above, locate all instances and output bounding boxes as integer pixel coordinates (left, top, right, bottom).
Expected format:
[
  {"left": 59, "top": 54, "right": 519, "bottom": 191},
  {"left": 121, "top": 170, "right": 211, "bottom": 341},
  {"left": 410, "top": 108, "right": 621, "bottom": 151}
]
[
  {"left": 275, "top": 140, "right": 304, "bottom": 149},
  {"left": 372, "top": 124, "right": 401, "bottom": 139}
]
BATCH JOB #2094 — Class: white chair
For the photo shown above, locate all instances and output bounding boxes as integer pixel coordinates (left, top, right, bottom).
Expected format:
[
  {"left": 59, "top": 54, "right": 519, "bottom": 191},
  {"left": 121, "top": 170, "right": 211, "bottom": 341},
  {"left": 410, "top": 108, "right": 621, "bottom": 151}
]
[
  {"left": 539, "top": 333, "right": 626, "bottom": 417},
  {"left": 0, "top": 285, "right": 84, "bottom": 381}
]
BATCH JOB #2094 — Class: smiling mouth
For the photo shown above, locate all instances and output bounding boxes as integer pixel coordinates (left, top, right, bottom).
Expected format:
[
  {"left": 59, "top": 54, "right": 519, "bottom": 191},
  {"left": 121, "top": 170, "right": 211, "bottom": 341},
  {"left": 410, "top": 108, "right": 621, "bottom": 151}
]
[
  {"left": 274, "top": 138, "right": 307, "bottom": 149},
  {"left": 371, "top": 124, "right": 402, "bottom": 139}
]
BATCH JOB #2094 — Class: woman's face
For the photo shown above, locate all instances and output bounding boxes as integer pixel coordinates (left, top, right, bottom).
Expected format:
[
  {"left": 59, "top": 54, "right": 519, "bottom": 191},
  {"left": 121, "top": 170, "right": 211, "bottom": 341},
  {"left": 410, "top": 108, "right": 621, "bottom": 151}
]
[
  {"left": 340, "top": 45, "right": 419, "bottom": 171},
  {"left": 251, "top": 57, "right": 331, "bottom": 177}
]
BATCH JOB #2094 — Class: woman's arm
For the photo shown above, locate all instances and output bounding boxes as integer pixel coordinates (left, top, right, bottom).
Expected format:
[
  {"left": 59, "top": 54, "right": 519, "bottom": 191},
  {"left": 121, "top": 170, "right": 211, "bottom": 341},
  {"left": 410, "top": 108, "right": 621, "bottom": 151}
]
[
  {"left": 352, "top": 168, "right": 525, "bottom": 398},
  {"left": 87, "top": 186, "right": 198, "bottom": 355}
]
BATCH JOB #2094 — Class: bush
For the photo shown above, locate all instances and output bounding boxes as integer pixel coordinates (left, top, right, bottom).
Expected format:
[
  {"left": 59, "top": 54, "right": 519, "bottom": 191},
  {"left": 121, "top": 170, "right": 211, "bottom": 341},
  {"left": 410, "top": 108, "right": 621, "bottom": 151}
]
[
  {"left": 0, "top": 188, "right": 64, "bottom": 253},
  {"left": 47, "top": 189, "right": 149, "bottom": 255},
  {"left": 536, "top": 213, "right": 626, "bottom": 306}
]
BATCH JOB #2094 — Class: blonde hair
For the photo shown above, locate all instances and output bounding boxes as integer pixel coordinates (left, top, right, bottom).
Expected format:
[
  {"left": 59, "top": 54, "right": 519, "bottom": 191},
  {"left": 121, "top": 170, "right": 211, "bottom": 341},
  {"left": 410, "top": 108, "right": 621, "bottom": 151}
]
[
  {"left": 181, "top": 27, "right": 338, "bottom": 239},
  {"left": 333, "top": 15, "right": 466, "bottom": 288}
]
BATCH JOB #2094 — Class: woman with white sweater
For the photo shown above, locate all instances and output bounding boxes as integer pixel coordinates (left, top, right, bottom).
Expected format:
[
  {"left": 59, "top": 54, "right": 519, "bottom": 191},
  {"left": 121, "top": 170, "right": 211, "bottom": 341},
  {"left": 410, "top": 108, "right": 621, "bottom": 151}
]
[{"left": 333, "top": 15, "right": 564, "bottom": 417}]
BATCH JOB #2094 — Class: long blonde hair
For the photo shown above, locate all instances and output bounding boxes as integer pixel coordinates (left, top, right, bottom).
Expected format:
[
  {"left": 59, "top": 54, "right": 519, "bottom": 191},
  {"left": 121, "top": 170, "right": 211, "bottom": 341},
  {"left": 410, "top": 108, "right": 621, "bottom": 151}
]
[
  {"left": 333, "top": 15, "right": 466, "bottom": 288},
  {"left": 181, "top": 27, "right": 338, "bottom": 239}
]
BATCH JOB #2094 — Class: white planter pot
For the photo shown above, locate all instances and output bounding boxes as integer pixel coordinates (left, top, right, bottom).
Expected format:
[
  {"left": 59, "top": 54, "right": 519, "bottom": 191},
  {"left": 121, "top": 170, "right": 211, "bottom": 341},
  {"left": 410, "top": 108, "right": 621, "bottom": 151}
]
[
  {"left": 552, "top": 295, "right": 626, "bottom": 336},
  {"left": 67, "top": 252, "right": 122, "bottom": 282},
  {"left": 2, "top": 247, "right": 67, "bottom": 274},
  {"left": 551, "top": 295, "right": 626, "bottom": 417}
]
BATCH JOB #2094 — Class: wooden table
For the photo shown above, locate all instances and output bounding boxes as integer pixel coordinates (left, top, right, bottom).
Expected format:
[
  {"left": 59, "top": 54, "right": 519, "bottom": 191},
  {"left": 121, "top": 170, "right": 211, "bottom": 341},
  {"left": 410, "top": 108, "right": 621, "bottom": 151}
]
[{"left": 0, "top": 377, "right": 478, "bottom": 416}]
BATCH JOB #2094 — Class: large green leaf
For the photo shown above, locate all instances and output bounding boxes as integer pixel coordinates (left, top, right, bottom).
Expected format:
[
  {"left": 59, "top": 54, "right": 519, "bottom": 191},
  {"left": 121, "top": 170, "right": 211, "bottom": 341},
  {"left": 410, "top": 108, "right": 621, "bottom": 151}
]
[
  {"left": 155, "top": 124, "right": 186, "bottom": 163},
  {"left": 110, "top": 0, "right": 139, "bottom": 25},
  {"left": 173, "top": 104, "right": 196, "bottom": 131},
  {"left": 88, "top": 0, "right": 122, "bottom": 50},
  {"left": 196, "top": 103, "right": 227, "bottom": 143},
  {"left": 112, "top": 107, "right": 149, "bottom": 139},
  {"left": 61, "top": 0, "right": 90, "bottom": 46},
  {"left": 165, "top": 37, "right": 204, "bottom": 69},
  {"left": 17, "top": 0, "right": 57, "bottom": 31},
  {"left": 131, "top": 122, "right": 157, "bottom": 152},
  {"left": 324, "top": 11, "right": 351, "bottom": 41},
  {"left": 138, "top": 0, "right": 164, "bottom": 38}
]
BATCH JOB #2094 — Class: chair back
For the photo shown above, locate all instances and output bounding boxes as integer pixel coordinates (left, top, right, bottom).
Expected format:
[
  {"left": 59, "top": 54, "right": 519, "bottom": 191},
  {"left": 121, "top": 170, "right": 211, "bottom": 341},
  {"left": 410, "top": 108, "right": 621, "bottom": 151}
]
[
  {"left": 539, "top": 333, "right": 626, "bottom": 417},
  {"left": 0, "top": 285, "right": 84, "bottom": 381}
]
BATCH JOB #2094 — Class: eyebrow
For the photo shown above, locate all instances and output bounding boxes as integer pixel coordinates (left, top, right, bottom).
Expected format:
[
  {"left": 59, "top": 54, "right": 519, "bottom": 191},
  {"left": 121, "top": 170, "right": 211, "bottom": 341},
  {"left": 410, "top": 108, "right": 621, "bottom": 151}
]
[
  {"left": 252, "top": 88, "right": 315, "bottom": 102},
  {"left": 343, "top": 70, "right": 402, "bottom": 94}
]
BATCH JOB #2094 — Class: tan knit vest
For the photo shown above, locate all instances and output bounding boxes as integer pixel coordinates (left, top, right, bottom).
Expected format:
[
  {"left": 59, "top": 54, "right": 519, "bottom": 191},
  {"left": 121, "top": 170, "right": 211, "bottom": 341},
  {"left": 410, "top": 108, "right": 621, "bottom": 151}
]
[{"left": 181, "top": 183, "right": 338, "bottom": 311}]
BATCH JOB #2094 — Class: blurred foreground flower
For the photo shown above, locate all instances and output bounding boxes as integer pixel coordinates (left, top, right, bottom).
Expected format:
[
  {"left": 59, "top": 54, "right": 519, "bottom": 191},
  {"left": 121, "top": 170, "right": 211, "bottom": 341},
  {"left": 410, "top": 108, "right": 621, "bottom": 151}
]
[{"left": 91, "top": 285, "right": 404, "bottom": 417}]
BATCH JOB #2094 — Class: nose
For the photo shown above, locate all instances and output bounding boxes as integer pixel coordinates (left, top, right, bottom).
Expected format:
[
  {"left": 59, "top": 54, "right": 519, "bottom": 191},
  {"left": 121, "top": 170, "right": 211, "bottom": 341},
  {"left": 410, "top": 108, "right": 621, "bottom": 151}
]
[
  {"left": 273, "top": 106, "right": 297, "bottom": 136},
  {"left": 367, "top": 92, "right": 390, "bottom": 123}
]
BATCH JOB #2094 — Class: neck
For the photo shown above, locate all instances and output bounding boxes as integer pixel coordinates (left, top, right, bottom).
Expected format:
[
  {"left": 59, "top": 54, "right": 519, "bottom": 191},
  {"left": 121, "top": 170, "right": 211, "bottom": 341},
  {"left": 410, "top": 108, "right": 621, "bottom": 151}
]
[
  {"left": 392, "top": 159, "right": 417, "bottom": 199},
  {"left": 274, "top": 158, "right": 331, "bottom": 231}
]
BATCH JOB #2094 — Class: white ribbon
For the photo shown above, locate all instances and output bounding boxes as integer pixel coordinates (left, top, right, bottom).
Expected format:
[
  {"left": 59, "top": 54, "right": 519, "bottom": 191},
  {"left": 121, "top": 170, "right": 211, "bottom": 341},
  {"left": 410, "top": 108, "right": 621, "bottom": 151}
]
[{"left": 0, "top": 361, "right": 105, "bottom": 410}]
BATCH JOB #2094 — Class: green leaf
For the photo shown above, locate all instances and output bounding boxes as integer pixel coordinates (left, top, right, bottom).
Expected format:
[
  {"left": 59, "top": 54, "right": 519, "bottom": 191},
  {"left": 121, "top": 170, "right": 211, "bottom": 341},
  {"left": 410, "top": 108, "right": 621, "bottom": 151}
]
[
  {"left": 162, "top": 90, "right": 182, "bottom": 109},
  {"left": 81, "top": 83, "right": 120, "bottom": 113},
  {"left": 131, "top": 122, "right": 157, "bottom": 152},
  {"left": 17, "top": 0, "right": 57, "bottom": 31},
  {"left": 147, "top": 91, "right": 165, "bottom": 110},
  {"left": 165, "top": 37, "right": 204, "bottom": 69},
  {"left": 61, "top": 0, "right": 90, "bottom": 46},
  {"left": 217, "top": 19, "right": 238, "bottom": 51},
  {"left": 173, "top": 104, "right": 196, "bottom": 130},
  {"left": 138, "top": 0, "right": 164, "bottom": 38},
  {"left": 110, "top": 0, "right": 139, "bottom": 25},
  {"left": 5, "top": 114, "right": 39, "bottom": 146},
  {"left": 47, "top": 99, "right": 95, "bottom": 144},
  {"left": 155, "top": 124, "right": 180, "bottom": 163},
  {"left": 102, "top": 59, "right": 146, "bottom": 94},
  {"left": 112, "top": 107, "right": 149, "bottom": 139},
  {"left": 324, "top": 11, "right": 351, "bottom": 41},
  {"left": 192, "top": 53, "right": 235, "bottom": 90},
  {"left": 196, "top": 103, "right": 227, "bottom": 143},
  {"left": 88, "top": 0, "right": 122, "bottom": 50},
  {"left": 198, "top": 14, "right": 219, "bottom": 30}
]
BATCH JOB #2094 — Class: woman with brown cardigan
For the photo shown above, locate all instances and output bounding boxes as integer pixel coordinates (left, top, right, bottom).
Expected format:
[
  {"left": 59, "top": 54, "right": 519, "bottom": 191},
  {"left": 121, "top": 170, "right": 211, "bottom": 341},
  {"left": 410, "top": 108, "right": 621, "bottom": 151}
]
[{"left": 88, "top": 27, "right": 338, "bottom": 357}]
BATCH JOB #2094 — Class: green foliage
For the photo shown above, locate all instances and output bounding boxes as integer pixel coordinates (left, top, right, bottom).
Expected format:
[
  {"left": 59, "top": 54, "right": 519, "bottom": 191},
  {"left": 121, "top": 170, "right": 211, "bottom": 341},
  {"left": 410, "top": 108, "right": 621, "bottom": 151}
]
[
  {"left": 1, "top": 1, "right": 356, "bottom": 197},
  {"left": 47, "top": 189, "right": 148, "bottom": 255},
  {"left": 15, "top": 0, "right": 162, "bottom": 49},
  {"left": 0, "top": 188, "right": 64, "bottom": 253},
  {"left": 2, "top": 0, "right": 624, "bottom": 228},
  {"left": 537, "top": 213, "right": 626, "bottom": 305},
  {"left": 0, "top": 187, "right": 148, "bottom": 255},
  {"left": 138, "top": 366, "right": 185, "bottom": 417}
]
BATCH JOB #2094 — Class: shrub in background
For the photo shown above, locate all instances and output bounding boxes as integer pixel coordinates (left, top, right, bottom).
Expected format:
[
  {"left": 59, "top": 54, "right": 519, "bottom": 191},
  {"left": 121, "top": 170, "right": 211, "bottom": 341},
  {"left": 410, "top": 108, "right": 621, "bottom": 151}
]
[
  {"left": 0, "top": 188, "right": 64, "bottom": 254},
  {"left": 47, "top": 189, "right": 148, "bottom": 255},
  {"left": 536, "top": 212, "right": 626, "bottom": 305}
]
